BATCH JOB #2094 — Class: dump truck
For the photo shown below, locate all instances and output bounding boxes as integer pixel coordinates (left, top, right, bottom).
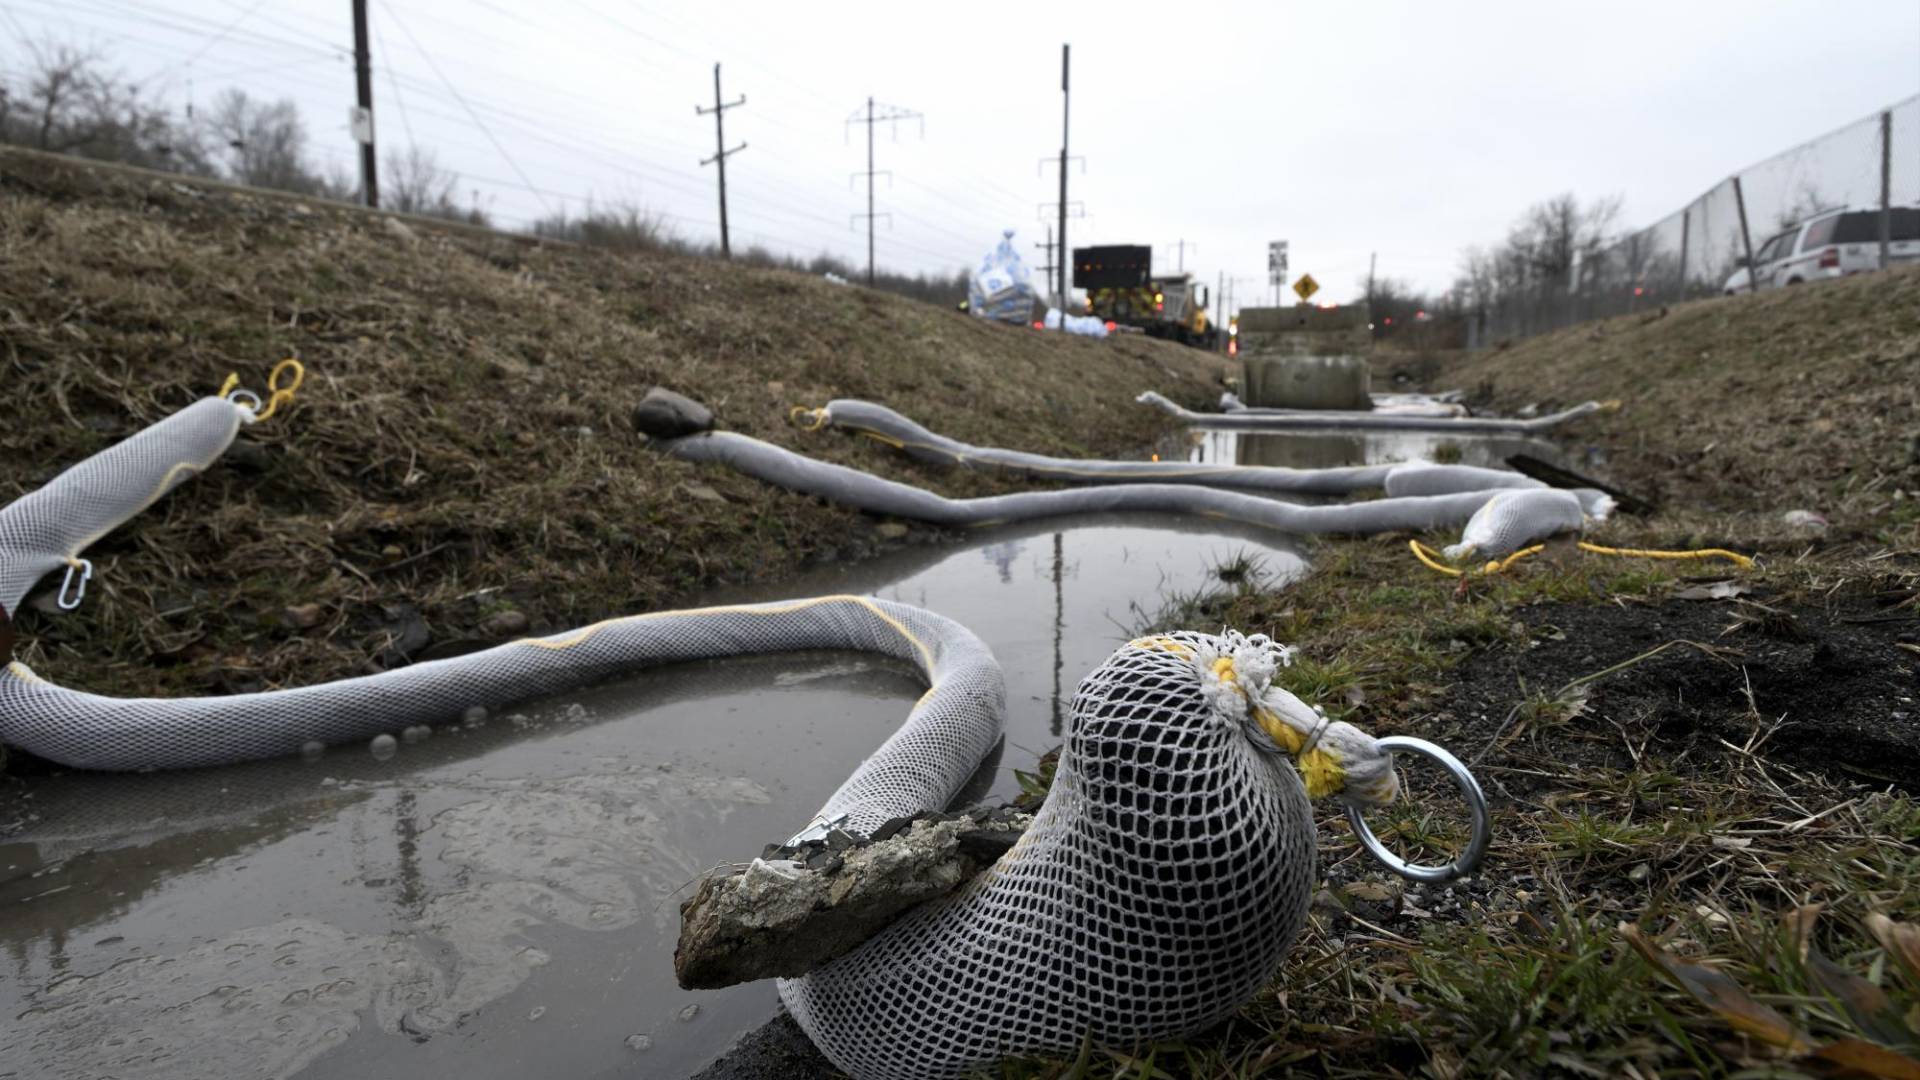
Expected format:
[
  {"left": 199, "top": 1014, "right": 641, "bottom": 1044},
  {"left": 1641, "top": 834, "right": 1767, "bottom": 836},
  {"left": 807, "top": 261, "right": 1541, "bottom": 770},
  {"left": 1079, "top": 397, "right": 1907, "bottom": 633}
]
[{"left": 1072, "top": 245, "right": 1216, "bottom": 347}]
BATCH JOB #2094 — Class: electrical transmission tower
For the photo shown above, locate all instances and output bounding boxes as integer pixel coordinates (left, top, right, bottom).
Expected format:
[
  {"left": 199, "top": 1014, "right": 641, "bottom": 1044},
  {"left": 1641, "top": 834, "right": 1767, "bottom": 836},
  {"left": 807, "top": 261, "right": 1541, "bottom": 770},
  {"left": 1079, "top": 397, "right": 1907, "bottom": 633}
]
[
  {"left": 1036, "top": 200, "right": 1086, "bottom": 302},
  {"left": 1159, "top": 239, "right": 1197, "bottom": 272},
  {"left": 696, "top": 63, "right": 747, "bottom": 259},
  {"left": 1034, "top": 225, "right": 1057, "bottom": 288},
  {"left": 847, "top": 97, "right": 922, "bottom": 287}
]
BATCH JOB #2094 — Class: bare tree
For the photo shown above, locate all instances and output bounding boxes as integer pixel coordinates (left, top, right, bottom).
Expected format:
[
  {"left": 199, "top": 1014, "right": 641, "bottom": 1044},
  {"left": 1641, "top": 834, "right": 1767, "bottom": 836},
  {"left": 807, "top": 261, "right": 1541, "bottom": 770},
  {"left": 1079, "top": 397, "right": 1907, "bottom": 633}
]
[
  {"left": 1776, "top": 182, "right": 1835, "bottom": 230},
  {"left": 0, "top": 39, "right": 208, "bottom": 173},
  {"left": 204, "top": 88, "right": 333, "bottom": 195},
  {"left": 383, "top": 145, "right": 487, "bottom": 224},
  {"left": 1515, "top": 192, "right": 1621, "bottom": 292}
]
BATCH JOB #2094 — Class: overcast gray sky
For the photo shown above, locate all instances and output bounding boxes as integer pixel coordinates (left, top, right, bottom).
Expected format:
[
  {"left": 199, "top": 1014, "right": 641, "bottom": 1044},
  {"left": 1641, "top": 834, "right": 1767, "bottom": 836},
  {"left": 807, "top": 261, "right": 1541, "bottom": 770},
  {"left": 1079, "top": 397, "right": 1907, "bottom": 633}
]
[{"left": 9, "top": 0, "right": 1919, "bottom": 307}]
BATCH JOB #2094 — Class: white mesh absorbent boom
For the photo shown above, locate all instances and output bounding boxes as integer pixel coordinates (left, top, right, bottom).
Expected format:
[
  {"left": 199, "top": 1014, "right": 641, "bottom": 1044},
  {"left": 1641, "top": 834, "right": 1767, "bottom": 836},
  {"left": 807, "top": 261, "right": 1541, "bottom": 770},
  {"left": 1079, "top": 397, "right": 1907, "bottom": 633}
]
[
  {"left": 794, "top": 397, "right": 1571, "bottom": 498},
  {"left": 783, "top": 630, "right": 1399, "bottom": 1079},
  {"left": 658, "top": 426, "right": 1614, "bottom": 556},
  {"left": 0, "top": 395, "right": 1001, "bottom": 839},
  {"left": 660, "top": 429, "right": 1567, "bottom": 535}
]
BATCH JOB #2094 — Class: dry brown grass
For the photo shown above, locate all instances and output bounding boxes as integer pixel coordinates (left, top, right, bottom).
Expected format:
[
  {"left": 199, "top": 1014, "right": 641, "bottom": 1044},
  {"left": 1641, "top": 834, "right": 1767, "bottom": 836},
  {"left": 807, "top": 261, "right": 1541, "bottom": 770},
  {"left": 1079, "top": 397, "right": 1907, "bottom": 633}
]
[{"left": 1428, "top": 269, "right": 1920, "bottom": 523}]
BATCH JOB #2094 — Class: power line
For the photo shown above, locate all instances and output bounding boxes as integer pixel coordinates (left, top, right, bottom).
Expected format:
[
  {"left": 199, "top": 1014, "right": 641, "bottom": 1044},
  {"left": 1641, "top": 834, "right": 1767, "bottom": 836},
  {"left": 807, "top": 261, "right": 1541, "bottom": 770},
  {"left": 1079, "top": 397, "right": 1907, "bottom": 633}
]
[
  {"left": 9, "top": 1, "right": 983, "bottom": 273},
  {"left": 141, "top": 0, "right": 269, "bottom": 85},
  {"left": 372, "top": 19, "right": 413, "bottom": 150},
  {"left": 553, "top": 0, "right": 1039, "bottom": 216},
  {"left": 78, "top": 0, "right": 1035, "bottom": 249},
  {"left": 24, "top": 0, "right": 345, "bottom": 65},
  {"left": 376, "top": 0, "right": 547, "bottom": 214}
]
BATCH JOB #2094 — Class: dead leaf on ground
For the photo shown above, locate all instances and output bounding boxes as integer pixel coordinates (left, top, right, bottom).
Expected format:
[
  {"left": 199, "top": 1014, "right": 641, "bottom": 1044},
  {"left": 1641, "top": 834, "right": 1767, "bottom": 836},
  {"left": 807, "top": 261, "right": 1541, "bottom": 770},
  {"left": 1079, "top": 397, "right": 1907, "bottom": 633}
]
[
  {"left": 1787, "top": 907, "right": 1913, "bottom": 1049},
  {"left": 1866, "top": 914, "right": 1920, "bottom": 985},
  {"left": 1807, "top": 1040, "right": 1920, "bottom": 1080},
  {"left": 1622, "top": 922, "right": 1812, "bottom": 1054}
]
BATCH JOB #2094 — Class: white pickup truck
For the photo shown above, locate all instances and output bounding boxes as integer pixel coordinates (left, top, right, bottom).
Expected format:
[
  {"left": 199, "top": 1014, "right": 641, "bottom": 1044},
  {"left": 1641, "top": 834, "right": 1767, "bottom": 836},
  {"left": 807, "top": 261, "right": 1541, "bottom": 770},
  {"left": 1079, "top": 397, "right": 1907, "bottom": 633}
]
[{"left": 1723, "top": 206, "right": 1920, "bottom": 293}]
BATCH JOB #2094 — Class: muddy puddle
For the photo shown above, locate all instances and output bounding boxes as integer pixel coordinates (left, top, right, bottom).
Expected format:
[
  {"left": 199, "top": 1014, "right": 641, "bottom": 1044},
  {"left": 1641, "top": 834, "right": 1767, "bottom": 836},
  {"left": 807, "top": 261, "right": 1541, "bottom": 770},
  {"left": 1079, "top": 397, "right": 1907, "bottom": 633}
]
[
  {"left": 1185, "top": 426, "right": 1571, "bottom": 471},
  {"left": 0, "top": 515, "right": 1304, "bottom": 1080}
]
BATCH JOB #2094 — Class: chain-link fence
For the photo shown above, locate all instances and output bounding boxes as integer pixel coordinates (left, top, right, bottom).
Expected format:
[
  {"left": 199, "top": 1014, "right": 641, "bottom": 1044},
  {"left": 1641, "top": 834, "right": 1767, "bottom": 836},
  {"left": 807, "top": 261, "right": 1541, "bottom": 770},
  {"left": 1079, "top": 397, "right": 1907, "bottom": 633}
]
[{"left": 1469, "top": 95, "right": 1919, "bottom": 346}]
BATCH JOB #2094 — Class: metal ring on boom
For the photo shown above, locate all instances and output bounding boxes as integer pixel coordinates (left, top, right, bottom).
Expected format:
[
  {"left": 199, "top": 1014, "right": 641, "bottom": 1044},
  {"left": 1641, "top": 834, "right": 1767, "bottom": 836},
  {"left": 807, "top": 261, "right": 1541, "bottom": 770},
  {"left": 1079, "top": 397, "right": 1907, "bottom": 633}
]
[{"left": 1346, "top": 735, "right": 1491, "bottom": 883}]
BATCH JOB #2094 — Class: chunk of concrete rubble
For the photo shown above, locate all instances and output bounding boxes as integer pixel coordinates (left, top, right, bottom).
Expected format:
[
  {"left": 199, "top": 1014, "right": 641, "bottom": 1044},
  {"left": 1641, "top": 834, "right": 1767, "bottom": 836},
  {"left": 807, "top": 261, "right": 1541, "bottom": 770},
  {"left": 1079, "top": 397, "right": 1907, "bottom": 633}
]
[
  {"left": 632, "top": 387, "right": 715, "bottom": 441},
  {"left": 674, "top": 807, "right": 1031, "bottom": 989}
]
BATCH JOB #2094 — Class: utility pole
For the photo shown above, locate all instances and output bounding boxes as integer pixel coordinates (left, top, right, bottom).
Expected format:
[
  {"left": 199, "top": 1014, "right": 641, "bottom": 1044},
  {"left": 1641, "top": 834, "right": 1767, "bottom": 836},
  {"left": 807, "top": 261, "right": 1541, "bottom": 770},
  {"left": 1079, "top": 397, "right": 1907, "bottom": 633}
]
[
  {"left": 351, "top": 0, "right": 377, "bottom": 208},
  {"left": 1677, "top": 207, "right": 1691, "bottom": 298},
  {"left": 1880, "top": 109, "right": 1894, "bottom": 271},
  {"left": 1057, "top": 45, "right": 1070, "bottom": 304},
  {"left": 848, "top": 97, "right": 922, "bottom": 287},
  {"left": 696, "top": 63, "right": 747, "bottom": 259},
  {"left": 1037, "top": 47, "right": 1085, "bottom": 307},
  {"left": 1366, "top": 251, "right": 1377, "bottom": 308},
  {"left": 1732, "top": 176, "right": 1759, "bottom": 293},
  {"left": 1216, "top": 269, "right": 1224, "bottom": 351}
]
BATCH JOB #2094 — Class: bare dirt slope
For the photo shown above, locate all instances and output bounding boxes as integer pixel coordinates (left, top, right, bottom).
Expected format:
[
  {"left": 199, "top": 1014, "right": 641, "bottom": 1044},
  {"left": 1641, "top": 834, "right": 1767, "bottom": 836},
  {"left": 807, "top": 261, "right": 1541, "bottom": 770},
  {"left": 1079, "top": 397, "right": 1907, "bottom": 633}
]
[
  {"left": 1432, "top": 268, "right": 1920, "bottom": 520},
  {"left": 0, "top": 147, "right": 1228, "bottom": 709}
]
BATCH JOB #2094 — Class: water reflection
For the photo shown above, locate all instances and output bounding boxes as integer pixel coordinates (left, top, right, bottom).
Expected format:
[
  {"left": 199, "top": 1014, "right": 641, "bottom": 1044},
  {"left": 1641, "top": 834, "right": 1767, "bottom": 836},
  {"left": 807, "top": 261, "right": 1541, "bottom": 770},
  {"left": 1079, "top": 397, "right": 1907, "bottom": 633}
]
[
  {"left": 1187, "top": 426, "right": 1568, "bottom": 471},
  {"left": 1051, "top": 532, "right": 1065, "bottom": 738},
  {"left": 0, "top": 514, "right": 1304, "bottom": 1080}
]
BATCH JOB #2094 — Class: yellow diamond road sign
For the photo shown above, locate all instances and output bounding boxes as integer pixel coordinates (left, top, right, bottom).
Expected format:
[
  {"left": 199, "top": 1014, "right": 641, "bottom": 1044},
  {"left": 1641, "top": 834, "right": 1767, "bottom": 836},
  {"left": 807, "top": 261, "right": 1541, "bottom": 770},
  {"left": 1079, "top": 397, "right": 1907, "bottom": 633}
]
[{"left": 1292, "top": 273, "right": 1320, "bottom": 302}]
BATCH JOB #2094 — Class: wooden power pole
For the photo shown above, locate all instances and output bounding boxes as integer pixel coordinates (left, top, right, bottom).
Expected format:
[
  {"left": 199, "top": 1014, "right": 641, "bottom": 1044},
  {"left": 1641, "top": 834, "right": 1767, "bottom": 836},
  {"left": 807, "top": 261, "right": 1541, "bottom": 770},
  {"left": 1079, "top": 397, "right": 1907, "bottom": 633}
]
[
  {"left": 351, "top": 0, "right": 377, "bottom": 207},
  {"left": 696, "top": 63, "right": 747, "bottom": 259}
]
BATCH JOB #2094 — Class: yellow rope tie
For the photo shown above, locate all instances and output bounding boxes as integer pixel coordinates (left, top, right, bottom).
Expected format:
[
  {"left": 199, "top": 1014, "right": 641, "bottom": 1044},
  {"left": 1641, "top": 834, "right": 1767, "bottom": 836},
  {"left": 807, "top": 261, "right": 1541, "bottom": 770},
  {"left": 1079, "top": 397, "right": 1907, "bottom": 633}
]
[
  {"left": 1409, "top": 539, "right": 1544, "bottom": 578},
  {"left": 788, "top": 405, "right": 829, "bottom": 432},
  {"left": 1127, "top": 636, "right": 1194, "bottom": 657},
  {"left": 1576, "top": 541, "right": 1755, "bottom": 571},
  {"left": 855, "top": 429, "right": 907, "bottom": 450},
  {"left": 1490, "top": 545, "right": 1546, "bottom": 574},
  {"left": 217, "top": 373, "right": 241, "bottom": 398},
  {"left": 253, "top": 358, "right": 305, "bottom": 422},
  {"left": 1210, "top": 655, "right": 1346, "bottom": 799},
  {"left": 1412, "top": 537, "right": 1756, "bottom": 577},
  {"left": 1409, "top": 539, "right": 1463, "bottom": 577}
]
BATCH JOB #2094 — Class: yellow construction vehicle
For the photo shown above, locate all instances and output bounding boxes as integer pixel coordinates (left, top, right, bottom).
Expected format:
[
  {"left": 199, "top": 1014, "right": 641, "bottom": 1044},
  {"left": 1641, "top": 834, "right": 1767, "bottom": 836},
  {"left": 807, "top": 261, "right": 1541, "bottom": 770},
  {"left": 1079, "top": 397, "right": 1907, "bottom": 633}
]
[{"left": 1072, "top": 245, "right": 1216, "bottom": 348}]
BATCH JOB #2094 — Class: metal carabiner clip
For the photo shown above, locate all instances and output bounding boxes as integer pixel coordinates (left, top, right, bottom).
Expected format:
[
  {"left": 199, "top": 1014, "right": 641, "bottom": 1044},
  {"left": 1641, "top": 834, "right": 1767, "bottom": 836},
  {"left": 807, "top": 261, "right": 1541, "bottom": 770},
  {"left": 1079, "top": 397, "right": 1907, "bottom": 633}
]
[
  {"left": 784, "top": 811, "right": 852, "bottom": 847},
  {"left": 57, "top": 558, "right": 94, "bottom": 611},
  {"left": 1347, "top": 735, "right": 1492, "bottom": 884}
]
